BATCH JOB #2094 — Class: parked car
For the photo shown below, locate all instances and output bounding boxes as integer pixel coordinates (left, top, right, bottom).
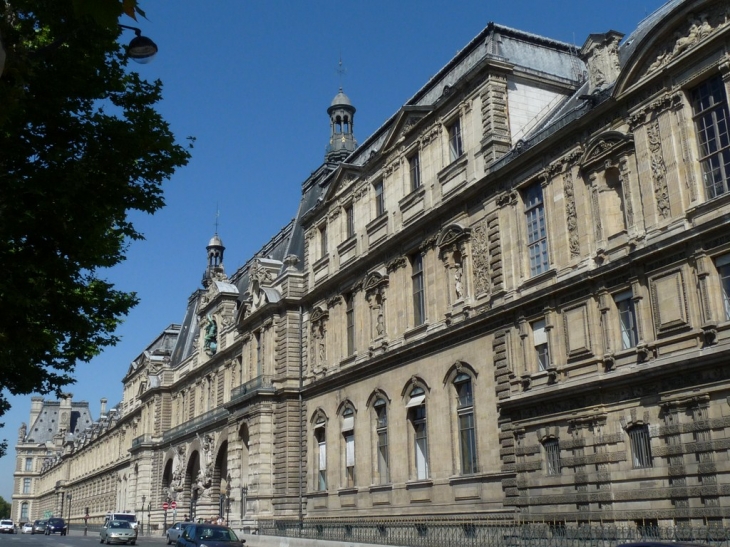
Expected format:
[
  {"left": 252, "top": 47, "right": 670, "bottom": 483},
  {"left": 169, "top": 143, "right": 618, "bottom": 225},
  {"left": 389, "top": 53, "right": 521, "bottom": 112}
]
[
  {"left": 104, "top": 512, "right": 139, "bottom": 538},
  {"left": 100, "top": 519, "right": 137, "bottom": 545},
  {"left": 45, "top": 517, "right": 67, "bottom": 535},
  {"left": 32, "top": 519, "right": 47, "bottom": 534},
  {"left": 176, "top": 524, "right": 245, "bottom": 547},
  {"left": 21, "top": 522, "right": 33, "bottom": 534},
  {"left": 167, "top": 522, "right": 194, "bottom": 544},
  {"left": 0, "top": 519, "right": 16, "bottom": 533}
]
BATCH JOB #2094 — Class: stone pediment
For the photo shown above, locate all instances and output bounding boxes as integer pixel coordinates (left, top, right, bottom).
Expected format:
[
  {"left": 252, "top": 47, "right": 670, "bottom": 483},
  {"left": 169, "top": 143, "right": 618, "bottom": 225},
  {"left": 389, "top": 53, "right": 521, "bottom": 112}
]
[
  {"left": 579, "top": 131, "right": 634, "bottom": 171},
  {"left": 380, "top": 105, "right": 433, "bottom": 154},
  {"left": 322, "top": 163, "right": 364, "bottom": 203}
]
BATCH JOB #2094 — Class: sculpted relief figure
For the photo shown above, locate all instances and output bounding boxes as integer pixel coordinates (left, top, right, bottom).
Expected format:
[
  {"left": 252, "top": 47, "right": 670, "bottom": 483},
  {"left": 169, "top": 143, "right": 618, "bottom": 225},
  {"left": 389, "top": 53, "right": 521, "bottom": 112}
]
[{"left": 203, "top": 313, "right": 218, "bottom": 356}]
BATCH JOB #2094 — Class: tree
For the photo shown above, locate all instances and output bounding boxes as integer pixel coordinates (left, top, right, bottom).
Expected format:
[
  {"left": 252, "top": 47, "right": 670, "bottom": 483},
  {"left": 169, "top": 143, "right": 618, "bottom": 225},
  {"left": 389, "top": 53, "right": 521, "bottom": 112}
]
[
  {"left": 0, "top": 0, "right": 191, "bottom": 455},
  {"left": 0, "top": 495, "right": 9, "bottom": 518}
]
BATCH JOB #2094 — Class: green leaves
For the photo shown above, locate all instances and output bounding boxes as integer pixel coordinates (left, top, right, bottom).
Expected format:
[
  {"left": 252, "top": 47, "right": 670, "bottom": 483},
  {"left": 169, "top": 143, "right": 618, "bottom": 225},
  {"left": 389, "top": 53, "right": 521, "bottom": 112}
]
[{"left": 0, "top": 0, "right": 191, "bottom": 450}]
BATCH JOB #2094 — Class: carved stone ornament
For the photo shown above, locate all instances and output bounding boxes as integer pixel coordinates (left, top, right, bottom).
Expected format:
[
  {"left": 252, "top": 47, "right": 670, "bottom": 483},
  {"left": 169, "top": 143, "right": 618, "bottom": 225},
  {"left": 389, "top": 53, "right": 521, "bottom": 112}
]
[
  {"left": 310, "top": 306, "right": 329, "bottom": 323},
  {"left": 647, "top": 8, "right": 728, "bottom": 73},
  {"left": 647, "top": 119, "right": 671, "bottom": 219},
  {"left": 563, "top": 168, "right": 580, "bottom": 258},
  {"left": 471, "top": 219, "right": 490, "bottom": 297},
  {"left": 363, "top": 271, "right": 388, "bottom": 293},
  {"left": 437, "top": 224, "right": 471, "bottom": 250},
  {"left": 386, "top": 256, "right": 406, "bottom": 272},
  {"left": 580, "top": 31, "right": 623, "bottom": 93}
]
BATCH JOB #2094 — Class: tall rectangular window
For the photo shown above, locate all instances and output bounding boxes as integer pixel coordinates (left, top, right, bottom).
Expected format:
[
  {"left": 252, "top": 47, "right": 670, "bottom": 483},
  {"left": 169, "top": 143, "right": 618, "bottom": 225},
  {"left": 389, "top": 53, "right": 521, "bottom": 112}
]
[
  {"left": 615, "top": 290, "right": 638, "bottom": 349},
  {"left": 544, "top": 439, "right": 561, "bottom": 475},
  {"left": 25, "top": 457, "right": 32, "bottom": 472},
  {"left": 255, "top": 331, "right": 262, "bottom": 376},
  {"left": 455, "top": 374, "right": 477, "bottom": 475},
  {"left": 374, "top": 181, "right": 385, "bottom": 217},
  {"left": 525, "top": 183, "right": 549, "bottom": 276},
  {"left": 532, "top": 319, "right": 549, "bottom": 371},
  {"left": 409, "top": 152, "right": 421, "bottom": 191},
  {"left": 629, "top": 425, "right": 653, "bottom": 469},
  {"left": 691, "top": 75, "right": 730, "bottom": 199},
  {"left": 20, "top": 502, "right": 28, "bottom": 521},
  {"left": 412, "top": 254, "right": 425, "bottom": 326},
  {"left": 315, "top": 423, "right": 327, "bottom": 491},
  {"left": 448, "top": 118, "right": 463, "bottom": 162},
  {"left": 319, "top": 224, "right": 328, "bottom": 259},
  {"left": 23, "top": 478, "right": 31, "bottom": 494},
  {"left": 717, "top": 254, "right": 730, "bottom": 320},
  {"left": 413, "top": 406, "right": 428, "bottom": 480},
  {"left": 345, "top": 204, "right": 355, "bottom": 239},
  {"left": 374, "top": 399, "right": 389, "bottom": 484},
  {"left": 346, "top": 294, "right": 355, "bottom": 356}
]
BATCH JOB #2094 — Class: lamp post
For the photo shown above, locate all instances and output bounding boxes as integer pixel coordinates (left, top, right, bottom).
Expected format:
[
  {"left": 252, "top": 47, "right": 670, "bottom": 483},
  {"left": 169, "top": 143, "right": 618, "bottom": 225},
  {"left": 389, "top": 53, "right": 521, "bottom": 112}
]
[
  {"left": 147, "top": 503, "right": 151, "bottom": 536},
  {"left": 141, "top": 495, "right": 146, "bottom": 537},
  {"left": 225, "top": 475, "right": 231, "bottom": 526},
  {"left": 241, "top": 485, "right": 248, "bottom": 520},
  {"left": 67, "top": 494, "right": 72, "bottom": 534}
]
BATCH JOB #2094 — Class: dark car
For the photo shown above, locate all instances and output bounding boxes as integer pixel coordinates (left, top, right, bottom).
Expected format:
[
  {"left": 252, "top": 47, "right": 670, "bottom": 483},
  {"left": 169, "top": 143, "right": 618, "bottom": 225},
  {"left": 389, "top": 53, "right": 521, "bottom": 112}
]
[
  {"left": 176, "top": 524, "right": 245, "bottom": 547},
  {"left": 45, "top": 517, "right": 67, "bottom": 535},
  {"left": 167, "top": 522, "right": 194, "bottom": 545},
  {"left": 32, "top": 520, "right": 47, "bottom": 534}
]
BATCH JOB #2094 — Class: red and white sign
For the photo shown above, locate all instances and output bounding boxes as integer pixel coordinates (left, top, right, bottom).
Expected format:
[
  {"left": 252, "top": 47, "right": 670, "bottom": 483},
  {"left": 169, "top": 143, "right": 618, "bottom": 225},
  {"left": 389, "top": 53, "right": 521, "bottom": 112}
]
[
  {"left": 162, "top": 502, "right": 169, "bottom": 510},
  {"left": 170, "top": 502, "right": 177, "bottom": 510}
]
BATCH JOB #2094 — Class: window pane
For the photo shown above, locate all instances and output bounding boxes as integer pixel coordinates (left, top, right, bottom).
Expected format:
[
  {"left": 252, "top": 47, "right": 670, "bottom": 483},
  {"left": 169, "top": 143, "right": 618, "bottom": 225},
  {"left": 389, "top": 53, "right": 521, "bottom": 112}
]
[
  {"left": 616, "top": 293, "right": 638, "bottom": 349},
  {"left": 629, "top": 426, "right": 652, "bottom": 468},
  {"left": 409, "top": 154, "right": 421, "bottom": 191},
  {"left": 720, "top": 264, "right": 730, "bottom": 320},
  {"left": 692, "top": 75, "right": 730, "bottom": 199},
  {"left": 449, "top": 119, "right": 463, "bottom": 162},
  {"left": 459, "top": 412, "right": 477, "bottom": 474},
  {"left": 525, "top": 184, "right": 549, "bottom": 275},
  {"left": 415, "top": 422, "right": 429, "bottom": 480},
  {"left": 412, "top": 255, "right": 425, "bottom": 326}
]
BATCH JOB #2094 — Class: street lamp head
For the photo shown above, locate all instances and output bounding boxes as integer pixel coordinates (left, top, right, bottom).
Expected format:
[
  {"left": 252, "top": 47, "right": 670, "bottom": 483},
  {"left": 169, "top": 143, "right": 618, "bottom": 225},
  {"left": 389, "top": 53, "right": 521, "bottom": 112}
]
[{"left": 119, "top": 25, "right": 158, "bottom": 64}]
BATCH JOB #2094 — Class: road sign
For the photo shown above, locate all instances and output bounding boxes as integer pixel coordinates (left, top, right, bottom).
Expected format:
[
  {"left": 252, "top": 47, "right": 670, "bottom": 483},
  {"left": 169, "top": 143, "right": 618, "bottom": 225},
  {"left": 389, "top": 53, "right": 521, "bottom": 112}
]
[
  {"left": 170, "top": 501, "right": 177, "bottom": 509},
  {"left": 162, "top": 502, "right": 169, "bottom": 510}
]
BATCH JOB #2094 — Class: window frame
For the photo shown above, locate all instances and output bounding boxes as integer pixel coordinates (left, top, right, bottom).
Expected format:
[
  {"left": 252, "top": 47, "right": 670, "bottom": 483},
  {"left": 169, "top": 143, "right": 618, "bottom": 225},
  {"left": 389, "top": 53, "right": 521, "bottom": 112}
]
[
  {"left": 628, "top": 424, "right": 653, "bottom": 469},
  {"left": 532, "top": 319, "right": 550, "bottom": 371},
  {"left": 543, "top": 438, "right": 561, "bottom": 475},
  {"left": 314, "top": 419, "right": 327, "bottom": 491},
  {"left": 448, "top": 118, "right": 464, "bottom": 162},
  {"left": 23, "top": 477, "right": 31, "bottom": 494},
  {"left": 345, "top": 203, "right": 355, "bottom": 240},
  {"left": 319, "top": 223, "right": 328, "bottom": 259},
  {"left": 341, "top": 407, "right": 355, "bottom": 488},
  {"left": 345, "top": 293, "right": 355, "bottom": 356},
  {"left": 409, "top": 151, "right": 422, "bottom": 192},
  {"left": 524, "top": 183, "right": 549, "bottom": 276},
  {"left": 407, "top": 387, "right": 429, "bottom": 480},
  {"left": 614, "top": 289, "right": 638, "bottom": 349},
  {"left": 691, "top": 74, "right": 730, "bottom": 199},
  {"left": 454, "top": 373, "right": 477, "bottom": 475},
  {"left": 25, "top": 457, "right": 32, "bottom": 472},
  {"left": 374, "top": 180, "right": 385, "bottom": 218},
  {"left": 716, "top": 254, "right": 730, "bottom": 320},
  {"left": 373, "top": 398, "right": 389, "bottom": 485},
  {"left": 412, "top": 253, "right": 426, "bottom": 327}
]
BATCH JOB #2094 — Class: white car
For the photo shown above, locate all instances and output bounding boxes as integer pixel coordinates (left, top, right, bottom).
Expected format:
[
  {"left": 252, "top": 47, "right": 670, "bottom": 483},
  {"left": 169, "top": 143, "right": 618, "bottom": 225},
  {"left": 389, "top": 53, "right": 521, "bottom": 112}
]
[
  {"left": 22, "top": 522, "right": 33, "bottom": 534},
  {"left": 0, "top": 519, "right": 15, "bottom": 534}
]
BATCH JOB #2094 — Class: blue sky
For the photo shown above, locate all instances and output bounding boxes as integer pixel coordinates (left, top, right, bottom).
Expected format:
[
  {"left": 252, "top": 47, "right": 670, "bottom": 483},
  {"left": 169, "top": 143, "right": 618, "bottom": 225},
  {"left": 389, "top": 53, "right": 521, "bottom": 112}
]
[{"left": 0, "top": 0, "right": 668, "bottom": 503}]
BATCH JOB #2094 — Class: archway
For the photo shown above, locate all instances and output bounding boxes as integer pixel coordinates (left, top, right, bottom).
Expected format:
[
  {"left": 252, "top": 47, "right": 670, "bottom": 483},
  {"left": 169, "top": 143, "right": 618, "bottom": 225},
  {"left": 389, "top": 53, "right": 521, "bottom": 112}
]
[
  {"left": 184, "top": 451, "right": 201, "bottom": 520},
  {"left": 214, "top": 441, "right": 228, "bottom": 518}
]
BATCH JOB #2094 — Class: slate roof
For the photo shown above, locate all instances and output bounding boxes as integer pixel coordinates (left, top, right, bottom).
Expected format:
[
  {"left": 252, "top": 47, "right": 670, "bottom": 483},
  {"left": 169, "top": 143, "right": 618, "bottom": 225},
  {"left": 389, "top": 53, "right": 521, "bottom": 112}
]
[{"left": 24, "top": 401, "right": 93, "bottom": 444}]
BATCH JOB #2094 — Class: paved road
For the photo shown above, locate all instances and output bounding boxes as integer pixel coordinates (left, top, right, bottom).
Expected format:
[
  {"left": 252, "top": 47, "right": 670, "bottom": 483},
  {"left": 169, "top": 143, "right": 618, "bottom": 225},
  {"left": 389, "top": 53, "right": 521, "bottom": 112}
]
[{"left": 0, "top": 530, "right": 168, "bottom": 546}]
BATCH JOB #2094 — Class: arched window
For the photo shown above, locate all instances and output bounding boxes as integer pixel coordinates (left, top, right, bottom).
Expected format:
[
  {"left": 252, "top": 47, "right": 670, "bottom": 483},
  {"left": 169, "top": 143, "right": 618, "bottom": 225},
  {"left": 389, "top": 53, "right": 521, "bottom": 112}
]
[
  {"left": 373, "top": 398, "right": 389, "bottom": 484},
  {"left": 313, "top": 415, "right": 327, "bottom": 491},
  {"left": 454, "top": 373, "right": 477, "bottom": 474},
  {"left": 341, "top": 407, "right": 355, "bottom": 488},
  {"left": 406, "top": 387, "right": 428, "bottom": 480}
]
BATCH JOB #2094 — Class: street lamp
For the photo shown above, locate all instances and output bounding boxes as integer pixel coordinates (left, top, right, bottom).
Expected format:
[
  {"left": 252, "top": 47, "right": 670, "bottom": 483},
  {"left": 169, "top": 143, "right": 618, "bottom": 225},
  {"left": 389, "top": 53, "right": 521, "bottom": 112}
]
[
  {"left": 141, "top": 495, "right": 146, "bottom": 536},
  {"left": 147, "top": 503, "right": 151, "bottom": 536},
  {"left": 225, "top": 475, "right": 231, "bottom": 525},
  {"left": 118, "top": 25, "right": 158, "bottom": 64}
]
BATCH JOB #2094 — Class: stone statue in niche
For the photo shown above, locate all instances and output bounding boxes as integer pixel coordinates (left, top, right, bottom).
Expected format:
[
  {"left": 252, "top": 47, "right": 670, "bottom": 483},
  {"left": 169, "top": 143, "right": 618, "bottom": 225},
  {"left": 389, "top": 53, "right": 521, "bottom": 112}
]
[{"left": 203, "top": 313, "right": 218, "bottom": 356}]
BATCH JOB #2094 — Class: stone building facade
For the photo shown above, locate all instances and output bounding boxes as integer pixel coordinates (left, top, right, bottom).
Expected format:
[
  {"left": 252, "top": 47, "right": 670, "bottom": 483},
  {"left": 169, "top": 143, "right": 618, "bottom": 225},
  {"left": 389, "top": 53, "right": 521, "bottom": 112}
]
[{"left": 13, "top": 0, "right": 730, "bottom": 529}]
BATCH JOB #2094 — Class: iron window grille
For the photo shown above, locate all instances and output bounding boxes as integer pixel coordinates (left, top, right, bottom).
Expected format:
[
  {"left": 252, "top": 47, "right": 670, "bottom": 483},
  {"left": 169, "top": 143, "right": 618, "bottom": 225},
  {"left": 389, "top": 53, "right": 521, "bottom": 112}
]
[
  {"left": 628, "top": 425, "right": 653, "bottom": 469},
  {"left": 544, "top": 438, "right": 561, "bottom": 475}
]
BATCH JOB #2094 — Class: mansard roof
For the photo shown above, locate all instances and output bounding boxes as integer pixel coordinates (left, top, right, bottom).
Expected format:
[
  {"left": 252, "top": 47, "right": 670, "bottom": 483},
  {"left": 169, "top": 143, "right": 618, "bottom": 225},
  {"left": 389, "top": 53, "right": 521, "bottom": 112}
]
[{"left": 24, "top": 400, "right": 93, "bottom": 444}]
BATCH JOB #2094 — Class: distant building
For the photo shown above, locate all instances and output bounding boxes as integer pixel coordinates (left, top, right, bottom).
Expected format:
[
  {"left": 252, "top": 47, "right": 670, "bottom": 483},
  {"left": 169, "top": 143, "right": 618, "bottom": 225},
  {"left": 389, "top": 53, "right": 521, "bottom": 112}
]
[{"left": 14, "top": 0, "right": 730, "bottom": 530}]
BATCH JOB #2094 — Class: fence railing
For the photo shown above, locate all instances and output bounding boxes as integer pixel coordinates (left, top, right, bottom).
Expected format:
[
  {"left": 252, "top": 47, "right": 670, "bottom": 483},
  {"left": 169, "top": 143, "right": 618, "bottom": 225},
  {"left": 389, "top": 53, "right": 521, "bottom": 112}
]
[
  {"left": 258, "top": 520, "right": 730, "bottom": 547},
  {"left": 229, "top": 375, "right": 275, "bottom": 405}
]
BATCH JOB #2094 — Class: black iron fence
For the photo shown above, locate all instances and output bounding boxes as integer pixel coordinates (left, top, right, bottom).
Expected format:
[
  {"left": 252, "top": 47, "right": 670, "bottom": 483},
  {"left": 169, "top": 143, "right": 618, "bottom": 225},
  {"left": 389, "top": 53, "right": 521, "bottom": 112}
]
[{"left": 258, "top": 519, "right": 730, "bottom": 547}]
